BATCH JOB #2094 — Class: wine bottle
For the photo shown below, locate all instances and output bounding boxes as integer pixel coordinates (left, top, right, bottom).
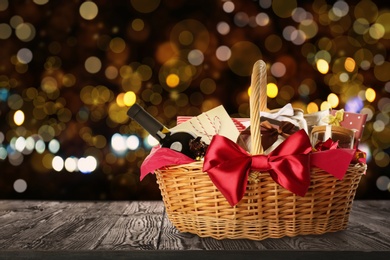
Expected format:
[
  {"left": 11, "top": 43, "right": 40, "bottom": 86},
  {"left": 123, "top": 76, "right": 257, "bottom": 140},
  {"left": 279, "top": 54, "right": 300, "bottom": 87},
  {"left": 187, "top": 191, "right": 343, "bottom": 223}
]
[{"left": 127, "top": 104, "right": 201, "bottom": 159}]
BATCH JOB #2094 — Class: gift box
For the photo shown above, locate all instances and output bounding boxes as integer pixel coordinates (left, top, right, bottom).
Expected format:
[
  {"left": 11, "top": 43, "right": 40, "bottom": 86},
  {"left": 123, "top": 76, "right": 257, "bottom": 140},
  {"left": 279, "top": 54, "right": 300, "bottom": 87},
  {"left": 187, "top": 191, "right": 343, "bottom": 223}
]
[{"left": 330, "top": 109, "right": 367, "bottom": 148}]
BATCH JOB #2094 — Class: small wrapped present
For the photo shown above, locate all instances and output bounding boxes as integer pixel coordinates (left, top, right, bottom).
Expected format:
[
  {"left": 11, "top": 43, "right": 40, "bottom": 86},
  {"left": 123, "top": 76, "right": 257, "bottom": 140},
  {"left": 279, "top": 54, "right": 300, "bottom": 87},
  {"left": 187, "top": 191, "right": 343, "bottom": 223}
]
[{"left": 323, "top": 109, "right": 367, "bottom": 148}]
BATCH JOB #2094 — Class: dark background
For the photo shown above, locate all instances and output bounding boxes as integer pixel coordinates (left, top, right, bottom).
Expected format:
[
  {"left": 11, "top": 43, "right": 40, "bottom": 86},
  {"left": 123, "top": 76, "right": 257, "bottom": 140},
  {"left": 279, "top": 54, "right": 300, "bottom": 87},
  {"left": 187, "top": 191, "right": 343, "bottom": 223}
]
[{"left": 0, "top": 0, "right": 389, "bottom": 200}]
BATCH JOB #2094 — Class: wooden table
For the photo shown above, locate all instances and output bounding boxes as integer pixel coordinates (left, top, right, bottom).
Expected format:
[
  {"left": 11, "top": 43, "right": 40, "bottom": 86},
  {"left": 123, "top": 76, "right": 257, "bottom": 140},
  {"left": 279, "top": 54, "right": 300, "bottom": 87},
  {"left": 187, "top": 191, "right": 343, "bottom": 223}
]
[{"left": 0, "top": 200, "right": 389, "bottom": 259}]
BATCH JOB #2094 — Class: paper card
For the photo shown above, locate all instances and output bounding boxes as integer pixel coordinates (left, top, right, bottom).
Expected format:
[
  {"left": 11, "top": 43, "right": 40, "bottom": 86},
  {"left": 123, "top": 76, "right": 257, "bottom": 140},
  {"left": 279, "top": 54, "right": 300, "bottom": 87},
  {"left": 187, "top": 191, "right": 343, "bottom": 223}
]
[
  {"left": 172, "top": 105, "right": 240, "bottom": 144},
  {"left": 177, "top": 116, "right": 248, "bottom": 132}
]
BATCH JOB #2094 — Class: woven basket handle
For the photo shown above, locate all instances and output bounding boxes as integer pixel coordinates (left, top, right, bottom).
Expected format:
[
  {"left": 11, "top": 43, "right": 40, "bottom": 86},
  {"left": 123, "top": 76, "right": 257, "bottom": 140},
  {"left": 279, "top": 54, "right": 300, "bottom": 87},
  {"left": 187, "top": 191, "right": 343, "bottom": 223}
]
[{"left": 250, "top": 60, "right": 267, "bottom": 155}]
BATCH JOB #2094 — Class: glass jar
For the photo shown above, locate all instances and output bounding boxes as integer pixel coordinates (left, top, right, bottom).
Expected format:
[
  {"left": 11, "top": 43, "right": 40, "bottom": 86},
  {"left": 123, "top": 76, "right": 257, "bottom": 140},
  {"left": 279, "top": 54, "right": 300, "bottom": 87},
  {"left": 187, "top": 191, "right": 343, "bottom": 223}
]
[{"left": 310, "top": 125, "right": 356, "bottom": 149}]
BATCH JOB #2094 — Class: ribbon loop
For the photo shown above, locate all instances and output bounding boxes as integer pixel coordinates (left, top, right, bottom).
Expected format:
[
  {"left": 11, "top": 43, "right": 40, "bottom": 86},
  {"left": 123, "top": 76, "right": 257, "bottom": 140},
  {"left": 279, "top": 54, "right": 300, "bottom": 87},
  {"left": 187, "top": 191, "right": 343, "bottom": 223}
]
[{"left": 322, "top": 109, "right": 344, "bottom": 126}]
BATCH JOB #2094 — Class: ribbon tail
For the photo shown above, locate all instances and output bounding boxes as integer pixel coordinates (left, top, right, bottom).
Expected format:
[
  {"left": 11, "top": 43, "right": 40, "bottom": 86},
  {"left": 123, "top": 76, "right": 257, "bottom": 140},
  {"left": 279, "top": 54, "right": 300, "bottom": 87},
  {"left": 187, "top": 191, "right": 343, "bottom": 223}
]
[
  {"left": 206, "top": 165, "right": 250, "bottom": 207},
  {"left": 310, "top": 149, "right": 355, "bottom": 180}
]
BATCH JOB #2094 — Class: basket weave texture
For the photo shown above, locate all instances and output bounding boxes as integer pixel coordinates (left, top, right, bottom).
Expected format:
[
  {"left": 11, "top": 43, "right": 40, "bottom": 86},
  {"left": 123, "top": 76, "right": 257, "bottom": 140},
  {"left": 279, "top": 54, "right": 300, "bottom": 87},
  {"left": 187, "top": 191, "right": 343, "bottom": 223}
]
[
  {"left": 154, "top": 60, "right": 366, "bottom": 240},
  {"left": 156, "top": 162, "right": 365, "bottom": 240}
]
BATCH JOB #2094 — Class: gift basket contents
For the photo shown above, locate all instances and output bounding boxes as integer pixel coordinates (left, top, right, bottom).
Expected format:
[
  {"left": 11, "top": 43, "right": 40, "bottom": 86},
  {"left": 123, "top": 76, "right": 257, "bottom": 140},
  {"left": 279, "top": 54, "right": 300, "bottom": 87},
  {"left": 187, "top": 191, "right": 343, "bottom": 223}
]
[{"left": 127, "top": 60, "right": 367, "bottom": 241}]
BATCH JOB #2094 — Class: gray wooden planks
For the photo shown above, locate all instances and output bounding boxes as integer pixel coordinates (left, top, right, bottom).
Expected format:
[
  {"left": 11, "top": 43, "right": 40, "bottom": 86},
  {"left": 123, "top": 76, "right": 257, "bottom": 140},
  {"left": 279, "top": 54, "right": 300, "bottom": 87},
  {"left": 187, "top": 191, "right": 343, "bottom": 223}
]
[
  {"left": 156, "top": 200, "right": 390, "bottom": 250},
  {"left": 97, "top": 201, "right": 164, "bottom": 250},
  {"left": 0, "top": 201, "right": 164, "bottom": 250},
  {"left": 0, "top": 200, "right": 389, "bottom": 252}
]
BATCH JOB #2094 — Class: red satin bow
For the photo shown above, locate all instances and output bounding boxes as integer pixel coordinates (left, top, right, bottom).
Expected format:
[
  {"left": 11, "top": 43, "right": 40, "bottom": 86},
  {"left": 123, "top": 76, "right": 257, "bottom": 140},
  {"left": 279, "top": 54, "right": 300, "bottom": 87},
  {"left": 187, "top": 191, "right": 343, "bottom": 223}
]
[
  {"left": 203, "top": 129, "right": 356, "bottom": 207},
  {"left": 203, "top": 129, "right": 312, "bottom": 206}
]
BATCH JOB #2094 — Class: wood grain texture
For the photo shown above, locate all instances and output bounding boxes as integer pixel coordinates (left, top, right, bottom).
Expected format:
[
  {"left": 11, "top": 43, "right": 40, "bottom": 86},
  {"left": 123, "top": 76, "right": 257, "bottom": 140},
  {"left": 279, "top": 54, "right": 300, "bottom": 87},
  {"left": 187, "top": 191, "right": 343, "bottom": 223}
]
[
  {"left": 157, "top": 200, "right": 390, "bottom": 251},
  {"left": 97, "top": 201, "right": 164, "bottom": 250},
  {"left": 0, "top": 200, "right": 389, "bottom": 253}
]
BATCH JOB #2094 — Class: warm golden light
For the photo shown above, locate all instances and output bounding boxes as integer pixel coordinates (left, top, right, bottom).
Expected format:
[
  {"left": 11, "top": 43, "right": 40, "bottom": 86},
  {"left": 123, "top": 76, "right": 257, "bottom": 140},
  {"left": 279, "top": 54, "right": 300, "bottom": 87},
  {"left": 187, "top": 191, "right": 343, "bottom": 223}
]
[
  {"left": 79, "top": 1, "right": 98, "bottom": 20},
  {"left": 14, "top": 110, "right": 25, "bottom": 126},
  {"left": 132, "top": 18, "right": 145, "bottom": 31},
  {"left": 110, "top": 37, "right": 126, "bottom": 53},
  {"left": 320, "top": 101, "right": 331, "bottom": 111},
  {"left": 85, "top": 56, "right": 102, "bottom": 74},
  {"left": 344, "top": 57, "right": 356, "bottom": 72},
  {"left": 267, "top": 83, "right": 278, "bottom": 98},
  {"left": 166, "top": 74, "right": 180, "bottom": 88},
  {"left": 124, "top": 91, "right": 136, "bottom": 106},
  {"left": 116, "top": 93, "right": 125, "bottom": 107},
  {"left": 365, "top": 87, "right": 376, "bottom": 102},
  {"left": 316, "top": 59, "right": 329, "bottom": 74},
  {"left": 307, "top": 102, "right": 319, "bottom": 113},
  {"left": 327, "top": 93, "right": 339, "bottom": 108}
]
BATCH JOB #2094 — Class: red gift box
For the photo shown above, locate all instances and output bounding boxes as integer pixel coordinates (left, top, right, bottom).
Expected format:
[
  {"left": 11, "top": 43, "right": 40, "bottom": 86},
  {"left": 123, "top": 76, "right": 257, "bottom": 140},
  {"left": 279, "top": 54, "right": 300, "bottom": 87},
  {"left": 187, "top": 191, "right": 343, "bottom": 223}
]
[{"left": 330, "top": 110, "right": 367, "bottom": 148}]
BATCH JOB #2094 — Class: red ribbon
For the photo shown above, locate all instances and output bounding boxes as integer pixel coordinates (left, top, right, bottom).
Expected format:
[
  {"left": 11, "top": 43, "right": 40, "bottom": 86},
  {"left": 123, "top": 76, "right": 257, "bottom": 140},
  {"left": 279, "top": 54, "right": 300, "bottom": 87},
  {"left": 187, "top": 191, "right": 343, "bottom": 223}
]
[
  {"left": 310, "top": 138, "right": 356, "bottom": 180},
  {"left": 203, "top": 129, "right": 356, "bottom": 206},
  {"left": 314, "top": 138, "right": 339, "bottom": 151}
]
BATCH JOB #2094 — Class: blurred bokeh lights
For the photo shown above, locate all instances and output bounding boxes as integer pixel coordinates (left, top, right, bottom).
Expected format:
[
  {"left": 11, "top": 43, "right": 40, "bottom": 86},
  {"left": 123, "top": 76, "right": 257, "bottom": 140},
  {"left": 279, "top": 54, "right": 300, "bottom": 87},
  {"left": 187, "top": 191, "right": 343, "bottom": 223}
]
[{"left": 0, "top": 0, "right": 389, "bottom": 200}]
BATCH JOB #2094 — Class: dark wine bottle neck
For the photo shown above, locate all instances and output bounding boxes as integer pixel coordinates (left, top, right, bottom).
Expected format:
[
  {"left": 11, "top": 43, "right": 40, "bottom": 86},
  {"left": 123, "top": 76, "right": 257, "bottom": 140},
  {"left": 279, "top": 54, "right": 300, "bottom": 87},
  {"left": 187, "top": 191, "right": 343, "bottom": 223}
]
[
  {"left": 127, "top": 104, "right": 170, "bottom": 143},
  {"left": 127, "top": 104, "right": 206, "bottom": 160}
]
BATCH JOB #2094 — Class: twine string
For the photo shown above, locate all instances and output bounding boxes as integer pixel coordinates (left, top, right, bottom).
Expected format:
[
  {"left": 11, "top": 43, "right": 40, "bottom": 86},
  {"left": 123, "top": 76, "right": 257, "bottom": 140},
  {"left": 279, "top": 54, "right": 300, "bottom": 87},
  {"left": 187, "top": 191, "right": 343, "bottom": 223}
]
[{"left": 189, "top": 114, "right": 222, "bottom": 142}]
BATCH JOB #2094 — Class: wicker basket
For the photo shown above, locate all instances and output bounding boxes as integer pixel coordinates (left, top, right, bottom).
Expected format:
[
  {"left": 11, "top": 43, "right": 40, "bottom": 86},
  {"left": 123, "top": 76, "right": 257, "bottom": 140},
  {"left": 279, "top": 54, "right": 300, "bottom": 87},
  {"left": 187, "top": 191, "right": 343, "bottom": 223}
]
[{"left": 155, "top": 60, "right": 366, "bottom": 240}]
